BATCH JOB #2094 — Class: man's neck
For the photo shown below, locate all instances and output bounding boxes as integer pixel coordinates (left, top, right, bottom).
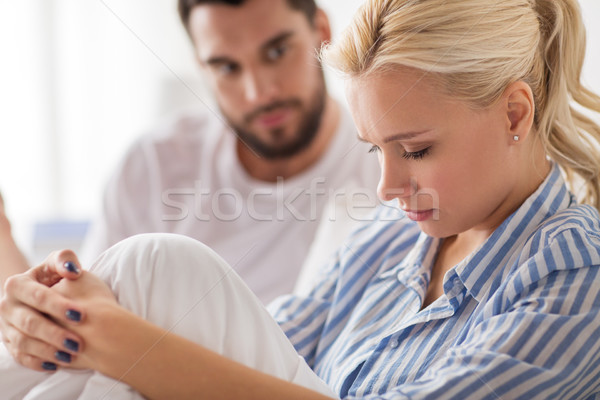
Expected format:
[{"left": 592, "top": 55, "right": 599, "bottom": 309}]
[{"left": 236, "top": 96, "right": 340, "bottom": 182}]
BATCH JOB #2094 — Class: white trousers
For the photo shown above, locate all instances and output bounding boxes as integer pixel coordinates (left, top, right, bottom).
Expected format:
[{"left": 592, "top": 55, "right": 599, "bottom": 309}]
[{"left": 0, "top": 234, "right": 336, "bottom": 399}]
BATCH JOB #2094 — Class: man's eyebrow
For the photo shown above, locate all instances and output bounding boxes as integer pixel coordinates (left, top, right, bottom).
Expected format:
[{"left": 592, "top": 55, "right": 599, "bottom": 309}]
[
  {"left": 260, "top": 31, "right": 294, "bottom": 53},
  {"left": 205, "top": 56, "right": 235, "bottom": 66},
  {"left": 204, "top": 31, "right": 294, "bottom": 66}
]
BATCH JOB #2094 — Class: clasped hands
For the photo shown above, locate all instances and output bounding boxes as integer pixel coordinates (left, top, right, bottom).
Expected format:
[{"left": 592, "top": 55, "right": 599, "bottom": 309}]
[{"left": 0, "top": 250, "right": 118, "bottom": 373}]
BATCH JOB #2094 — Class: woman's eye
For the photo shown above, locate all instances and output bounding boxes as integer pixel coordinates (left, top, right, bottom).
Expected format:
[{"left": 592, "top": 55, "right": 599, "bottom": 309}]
[
  {"left": 402, "top": 147, "right": 430, "bottom": 160},
  {"left": 368, "top": 145, "right": 380, "bottom": 154}
]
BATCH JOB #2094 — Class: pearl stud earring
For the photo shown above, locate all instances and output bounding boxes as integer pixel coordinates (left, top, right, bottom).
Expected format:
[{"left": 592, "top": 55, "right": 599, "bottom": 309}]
[{"left": 513, "top": 135, "right": 520, "bottom": 141}]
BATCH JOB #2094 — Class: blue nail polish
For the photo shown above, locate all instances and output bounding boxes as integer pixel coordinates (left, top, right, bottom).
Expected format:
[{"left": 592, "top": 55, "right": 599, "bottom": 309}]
[
  {"left": 66, "top": 310, "right": 81, "bottom": 322},
  {"left": 42, "top": 361, "right": 57, "bottom": 371},
  {"left": 55, "top": 351, "right": 71, "bottom": 363},
  {"left": 64, "top": 338, "right": 79, "bottom": 352},
  {"left": 64, "top": 261, "right": 79, "bottom": 274}
]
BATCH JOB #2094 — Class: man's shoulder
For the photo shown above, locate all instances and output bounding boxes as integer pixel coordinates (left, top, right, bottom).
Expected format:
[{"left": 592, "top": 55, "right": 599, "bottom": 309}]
[
  {"left": 123, "top": 108, "right": 229, "bottom": 162},
  {"left": 109, "top": 108, "right": 231, "bottom": 185},
  {"left": 139, "top": 108, "right": 227, "bottom": 148}
]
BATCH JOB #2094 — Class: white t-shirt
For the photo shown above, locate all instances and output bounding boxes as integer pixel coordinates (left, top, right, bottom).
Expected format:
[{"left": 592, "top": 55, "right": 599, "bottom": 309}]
[{"left": 81, "top": 105, "right": 380, "bottom": 303}]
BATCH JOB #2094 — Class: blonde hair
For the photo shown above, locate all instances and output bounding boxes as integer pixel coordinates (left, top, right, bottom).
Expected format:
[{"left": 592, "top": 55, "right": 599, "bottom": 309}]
[{"left": 324, "top": 0, "right": 600, "bottom": 209}]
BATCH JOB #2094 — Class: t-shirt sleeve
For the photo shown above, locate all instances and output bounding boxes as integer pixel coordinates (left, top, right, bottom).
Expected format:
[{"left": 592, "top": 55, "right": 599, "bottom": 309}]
[{"left": 79, "top": 139, "right": 154, "bottom": 267}]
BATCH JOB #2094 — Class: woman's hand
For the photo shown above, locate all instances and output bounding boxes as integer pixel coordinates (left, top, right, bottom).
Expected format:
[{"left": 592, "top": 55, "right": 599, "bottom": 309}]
[
  {"left": 0, "top": 250, "right": 88, "bottom": 371},
  {"left": 49, "top": 266, "right": 122, "bottom": 371}
]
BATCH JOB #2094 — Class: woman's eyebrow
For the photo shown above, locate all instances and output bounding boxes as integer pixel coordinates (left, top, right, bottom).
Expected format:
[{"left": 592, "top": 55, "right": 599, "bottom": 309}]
[
  {"left": 357, "top": 130, "right": 432, "bottom": 143},
  {"left": 383, "top": 130, "right": 432, "bottom": 143}
]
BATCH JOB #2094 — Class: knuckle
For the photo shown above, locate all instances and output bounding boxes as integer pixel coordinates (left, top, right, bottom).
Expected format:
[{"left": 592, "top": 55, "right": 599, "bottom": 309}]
[
  {"left": 45, "top": 250, "right": 58, "bottom": 264},
  {"left": 4, "top": 275, "right": 19, "bottom": 294},
  {"left": 21, "top": 314, "right": 39, "bottom": 335},
  {"left": 10, "top": 334, "right": 27, "bottom": 354},
  {"left": 57, "top": 249, "right": 76, "bottom": 262},
  {"left": 50, "top": 327, "right": 66, "bottom": 348},
  {"left": 0, "top": 297, "right": 8, "bottom": 315},
  {"left": 16, "top": 353, "right": 37, "bottom": 369},
  {"left": 13, "top": 348, "right": 25, "bottom": 361},
  {"left": 12, "top": 350, "right": 30, "bottom": 366},
  {"left": 31, "top": 287, "right": 47, "bottom": 306},
  {"left": 2, "top": 325, "right": 13, "bottom": 342},
  {"left": 12, "top": 351, "right": 24, "bottom": 365},
  {"left": 11, "top": 332, "right": 25, "bottom": 350}
]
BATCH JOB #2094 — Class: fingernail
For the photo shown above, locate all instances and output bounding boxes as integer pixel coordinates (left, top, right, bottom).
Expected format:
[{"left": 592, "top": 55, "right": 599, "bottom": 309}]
[
  {"left": 64, "top": 261, "right": 80, "bottom": 274},
  {"left": 55, "top": 351, "right": 71, "bottom": 363},
  {"left": 66, "top": 309, "right": 81, "bottom": 322},
  {"left": 64, "top": 338, "right": 79, "bottom": 352},
  {"left": 42, "top": 361, "right": 57, "bottom": 371}
]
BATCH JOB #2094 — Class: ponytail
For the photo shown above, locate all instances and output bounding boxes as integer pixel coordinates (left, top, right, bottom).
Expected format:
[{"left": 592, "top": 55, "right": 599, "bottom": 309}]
[{"left": 532, "top": 0, "right": 600, "bottom": 209}]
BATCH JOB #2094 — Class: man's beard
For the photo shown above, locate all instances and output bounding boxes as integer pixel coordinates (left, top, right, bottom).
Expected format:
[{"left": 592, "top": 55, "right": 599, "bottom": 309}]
[{"left": 222, "top": 75, "right": 327, "bottom": 160}]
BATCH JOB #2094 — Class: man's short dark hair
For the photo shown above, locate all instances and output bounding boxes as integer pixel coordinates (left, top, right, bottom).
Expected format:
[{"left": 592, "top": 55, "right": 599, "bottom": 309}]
[{"left": 178, "top": 0, "right": 318, "bottom": 32}]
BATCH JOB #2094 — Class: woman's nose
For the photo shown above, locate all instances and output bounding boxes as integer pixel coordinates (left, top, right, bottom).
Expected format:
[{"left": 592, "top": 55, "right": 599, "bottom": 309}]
[{"left": 377, "top": 155, "right": 416, "bottom": 202}]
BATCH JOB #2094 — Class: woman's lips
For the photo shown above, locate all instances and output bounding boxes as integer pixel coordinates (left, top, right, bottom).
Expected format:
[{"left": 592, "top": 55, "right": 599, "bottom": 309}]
[{"left": 403, "top": 209, "right": 434, "bottom": 222}]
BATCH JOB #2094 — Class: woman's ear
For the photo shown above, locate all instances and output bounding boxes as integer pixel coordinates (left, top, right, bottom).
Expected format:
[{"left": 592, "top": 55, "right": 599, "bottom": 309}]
[{"left": 504, "top": 81, "right": 535, "bottom": 143}]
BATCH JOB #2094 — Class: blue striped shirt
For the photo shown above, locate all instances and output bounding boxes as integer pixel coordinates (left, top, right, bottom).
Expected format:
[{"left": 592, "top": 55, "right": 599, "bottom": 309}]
[{"left": 269, "top": 163, "right": 600, "bottom": 399}]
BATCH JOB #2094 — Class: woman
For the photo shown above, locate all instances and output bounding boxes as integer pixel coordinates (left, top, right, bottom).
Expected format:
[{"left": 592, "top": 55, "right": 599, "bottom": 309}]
[{"left": 2, "top": 0, "right": 600, "bottom": 398}]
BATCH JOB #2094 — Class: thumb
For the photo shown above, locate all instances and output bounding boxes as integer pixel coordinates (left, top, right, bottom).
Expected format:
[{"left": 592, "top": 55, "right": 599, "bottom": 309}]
[{"left": 34, "top": 249, "right": 83, "bottom": 286}]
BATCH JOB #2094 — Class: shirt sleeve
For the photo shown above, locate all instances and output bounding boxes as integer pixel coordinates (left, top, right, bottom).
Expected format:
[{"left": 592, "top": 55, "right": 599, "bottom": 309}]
[
  {"left": 348, "top": 227, "right": 600, "bottom": 399},
  {"left": 79, "top": 139, "right": 155, "bottom": 267}
]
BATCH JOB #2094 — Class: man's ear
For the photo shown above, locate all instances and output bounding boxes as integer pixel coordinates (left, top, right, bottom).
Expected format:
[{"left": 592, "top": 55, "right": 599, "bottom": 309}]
[
  {"left": 504, "top": 81, "right": 535, "bottom": 143},
  {"left": 313, "top": 8, "right": 332, "bottom": 46}
]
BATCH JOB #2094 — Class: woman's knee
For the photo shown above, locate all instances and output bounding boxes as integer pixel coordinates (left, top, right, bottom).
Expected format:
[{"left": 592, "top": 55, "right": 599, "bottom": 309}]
[
  {"left": 90, "top": 233, "right": 228, "bottom": 280},
  {"left": 88, "top": 233, "right": 233, "bottom": 319}
]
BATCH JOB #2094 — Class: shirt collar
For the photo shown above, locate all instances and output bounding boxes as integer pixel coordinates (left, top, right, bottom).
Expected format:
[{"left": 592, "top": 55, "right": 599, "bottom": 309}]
[
  {"left": 391, "top": 163, "right": 573, "bottom": 303},
  {"left": 455, "top": 162, "right": 573, "bottom": 301}
]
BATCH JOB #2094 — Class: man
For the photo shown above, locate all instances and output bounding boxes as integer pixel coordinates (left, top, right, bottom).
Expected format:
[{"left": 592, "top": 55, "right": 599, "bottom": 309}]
[
  {"left": 0, "top": 0, "right": 377, "bottom": 387},
  {"left": 5, "top": 0, "right": 378, "bottom": 304}
]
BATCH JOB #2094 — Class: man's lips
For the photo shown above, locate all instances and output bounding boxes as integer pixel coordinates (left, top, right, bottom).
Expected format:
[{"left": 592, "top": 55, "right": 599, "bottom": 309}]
[{"left": 255, "top": 108, "right": 292, "bottom": 128}]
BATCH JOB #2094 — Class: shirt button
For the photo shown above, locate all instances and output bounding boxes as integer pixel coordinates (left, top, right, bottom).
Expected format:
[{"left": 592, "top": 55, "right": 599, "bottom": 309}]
[
  {"left": 397, "top": 270, "right": 406, "bottom": 281},
  {"left": 390, "top": 339, "right": 399, "bottom": 349}
]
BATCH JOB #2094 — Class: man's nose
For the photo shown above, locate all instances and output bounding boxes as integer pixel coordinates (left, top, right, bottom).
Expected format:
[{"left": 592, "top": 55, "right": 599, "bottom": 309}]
[{"left": 242, "top": 68, "right": 279, "bottom": 105}]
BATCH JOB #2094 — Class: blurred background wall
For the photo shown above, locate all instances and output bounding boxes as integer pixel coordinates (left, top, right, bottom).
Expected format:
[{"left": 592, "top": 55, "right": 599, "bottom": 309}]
[{"left": 0, "top": 0, "right": 599, "bottom": 262}]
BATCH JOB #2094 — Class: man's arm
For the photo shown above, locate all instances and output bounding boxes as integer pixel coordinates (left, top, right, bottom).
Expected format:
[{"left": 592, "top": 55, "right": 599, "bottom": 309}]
[{"left": 0, "top": 193, "right": 30, "bottom": 289}]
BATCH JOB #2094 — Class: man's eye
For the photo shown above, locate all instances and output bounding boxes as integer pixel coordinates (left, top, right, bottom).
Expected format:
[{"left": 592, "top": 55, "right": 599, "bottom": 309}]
[
  {"left": 368, "top": 145, "right": 380, "bottom": 154},
  {"left": 217, "top": 63, "right": 239, "bottom": 76},
  {"left": 266, "top": 45, "right": 287, "bottom": 61}
]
